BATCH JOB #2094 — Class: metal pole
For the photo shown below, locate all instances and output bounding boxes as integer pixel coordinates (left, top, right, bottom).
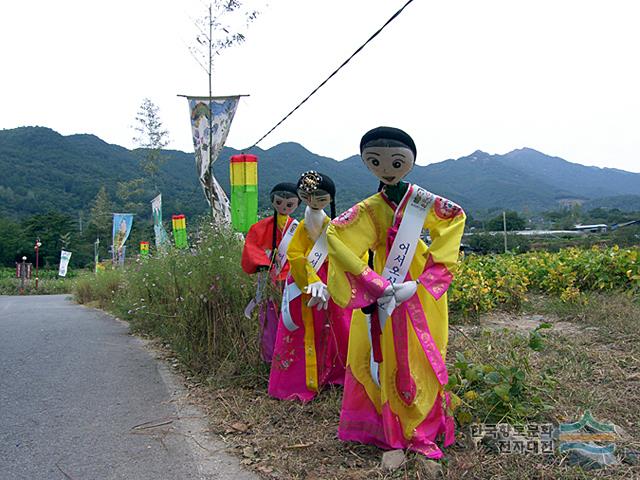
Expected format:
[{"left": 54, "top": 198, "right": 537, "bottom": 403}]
[
  {"left": 208, "top": 3, "right": 214, "bottom": 219},
  {"left": 35, "top": 240, "right": 40, "bottom": 289},
  {"left": 20, "top": 257, "right": 26, "bottom": 294},
  {"left": 503, "top": 211, "right": 508, "bottom": 253}
]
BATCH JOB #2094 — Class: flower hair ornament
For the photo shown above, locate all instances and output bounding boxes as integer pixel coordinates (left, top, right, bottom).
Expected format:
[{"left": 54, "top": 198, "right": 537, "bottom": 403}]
[{"left": 298, "top": 171, "right": 323, "bottom": 193}]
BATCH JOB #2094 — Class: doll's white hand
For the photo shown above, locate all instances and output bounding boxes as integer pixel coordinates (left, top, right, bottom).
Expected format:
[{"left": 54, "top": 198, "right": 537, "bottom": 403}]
[
  {"left": 392, "top": 281, "right": 418, "bottom": 305},
  {"left": 377, "top": 286, "right": 396, "bottom": 318},
  {"left": 306, "top": 281, "right": 330, "bottom": 310},
  {"left": 379, "top": 285, "right": 394, "bottom": 301}
]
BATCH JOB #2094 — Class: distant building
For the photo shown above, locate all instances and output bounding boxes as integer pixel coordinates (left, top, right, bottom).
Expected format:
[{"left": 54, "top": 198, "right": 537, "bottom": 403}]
[
  {"left": 573, "top": 224, "right": 608, "bottom": 233},
  {"left": 558, "top": 198, "right": 585, "bottom": 207}
]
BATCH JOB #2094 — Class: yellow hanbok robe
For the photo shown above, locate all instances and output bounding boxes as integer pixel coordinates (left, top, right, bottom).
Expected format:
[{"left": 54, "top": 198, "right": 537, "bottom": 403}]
[
  {"left": 269, "top": 216, "right": 350, "bottom": 402},
  {"left": 327, "top": 185, "right": 465, "bottom": 458}
]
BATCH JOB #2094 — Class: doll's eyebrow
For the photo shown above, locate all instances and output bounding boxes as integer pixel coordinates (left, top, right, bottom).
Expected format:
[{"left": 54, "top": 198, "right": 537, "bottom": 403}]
[
  {"left": 391, "top": 153, "right": 406, "bottom": 159},
  {"left": 366, "top": 152, "right": 380, "bottom": 156}
]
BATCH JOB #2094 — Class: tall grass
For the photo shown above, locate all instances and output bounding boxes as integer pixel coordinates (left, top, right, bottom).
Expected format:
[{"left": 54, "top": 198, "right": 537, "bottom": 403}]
[{"left": 74, "top": 225, "right": 266, "bottom": 385}]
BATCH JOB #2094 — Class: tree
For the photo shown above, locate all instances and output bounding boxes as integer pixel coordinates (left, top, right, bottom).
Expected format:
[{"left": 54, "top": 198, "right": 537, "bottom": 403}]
[
  {"left": 89, "top": 186, "right": 113, "bottom": 240},
  {"left": 486, "top": 211, "right": 527, "bottom": 232},
  {"left": 0, "top": 216, "right": 23, "bottom": 266},
  {"left": 116, "top": 178, "right": 146, "bottom": 217},
  {"left": 187, "top": 1, "right": 260, "bottom": 223},
  {"left": 21, "top": 212, "right": 75, "bottom": 268},
  {"left": 133, "top": 98, "right": 170, "bottom": 193},
  {"left": 188, "top": 1, "right": 260, "bottom": 91}
]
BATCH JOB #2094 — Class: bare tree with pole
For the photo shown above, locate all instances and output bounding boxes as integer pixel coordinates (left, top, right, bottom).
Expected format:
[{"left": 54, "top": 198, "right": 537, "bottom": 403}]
[{"left": 182, "top": 2, "right": 259, "bottom": 223}]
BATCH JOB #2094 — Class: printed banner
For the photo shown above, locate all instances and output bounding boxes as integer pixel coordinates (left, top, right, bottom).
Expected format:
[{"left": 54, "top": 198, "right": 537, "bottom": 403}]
[
  {"left": 151, "top": 194, "right": 170, "bottom": 248},
  {"left": 186, "top": 96, "right": 240, "bottom": 224},
  {"left": 112, "top": 213, "right": 134, "bottom": 265},
  {"left": 58, "top": 250, "right": 72, "bottom": 277}
]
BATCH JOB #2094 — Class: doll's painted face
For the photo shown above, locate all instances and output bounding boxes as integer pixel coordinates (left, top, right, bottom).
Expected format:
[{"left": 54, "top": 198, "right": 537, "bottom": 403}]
[
  {"left": 298, "top": 189, "right": 331, "bottom": 210},
  {"left": 361, "top": 146, "right": 415, "bottom": 185},
  {"left": 271, "top": 193, "right": 299, "bottom": 216}
]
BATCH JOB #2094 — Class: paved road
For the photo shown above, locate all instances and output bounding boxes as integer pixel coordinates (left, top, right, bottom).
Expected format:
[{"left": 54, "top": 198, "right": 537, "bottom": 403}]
[{"left": 0, "top": 295, "right": 256, "bottom": 480}]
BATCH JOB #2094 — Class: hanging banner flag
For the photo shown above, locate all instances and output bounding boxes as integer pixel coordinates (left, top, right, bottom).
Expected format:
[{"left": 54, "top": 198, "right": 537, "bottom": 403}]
[
  {"left": 172, "top": 214, "right": 188, "bottom": 249},
  {"left": 186, "top": 96, "right": 241, "bottom": 224},
  {"left": 230, "top": 154, "right": 258, "bottom": 233},
  {"left": 94, "top": 238, "right": 100, "bottom": 273},
  {"left": 118, "top": 246, "right": 127, "bottom": 267},
  {"left": 58, "top": 250, "right": 72, "bottom": 277},
  {"left": 112, "top": 213, "right": 134, "bottom": 265},
  {"left": 140, "top": 241, "right": 150, "bottom": 258},
  {"left": 151, "top": 194, "right": 170, "bottom": 248}
]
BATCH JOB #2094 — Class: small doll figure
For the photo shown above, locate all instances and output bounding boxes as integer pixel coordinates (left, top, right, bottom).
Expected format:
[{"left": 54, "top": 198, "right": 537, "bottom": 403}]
[
  {"left": 242, "top": 182, "right": 301, "bottom": 362},
  {"left": 268, "top": 171, "right": 351, "bottom": 402},
  {"left": 326, "top": 127, "right": 466, "bottom": 458}
]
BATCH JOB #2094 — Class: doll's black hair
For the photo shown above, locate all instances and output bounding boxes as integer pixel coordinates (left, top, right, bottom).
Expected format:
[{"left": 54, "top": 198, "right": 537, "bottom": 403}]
[
  {"left": 359, "top": 126, "right": 417, "bottom": 159},
  {"left": 296, "top": 171, "right": 337, "bottom": 219},
  {"left": 270, "top": 182, "right": 299, "bottom": 260}
]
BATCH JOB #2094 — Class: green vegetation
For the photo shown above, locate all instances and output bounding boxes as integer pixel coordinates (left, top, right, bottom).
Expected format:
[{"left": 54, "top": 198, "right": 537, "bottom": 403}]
[
  {"left": 451, "top": 245, "right": 639, "bottom": 315},
  {"left": 484, "top": 210, "right": 526, "bottom": 231},
  {"left": 74, "top": 225, "right": 264, "bottom": 382},
  {"left": 0, "top": 267, "right": 84, "bottom": 295}
]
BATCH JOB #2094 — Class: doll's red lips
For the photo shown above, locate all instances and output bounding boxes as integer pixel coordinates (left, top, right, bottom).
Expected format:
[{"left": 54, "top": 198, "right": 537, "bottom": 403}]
[{"left": 383, "top": 176, "right": 396, "bottom": 181}]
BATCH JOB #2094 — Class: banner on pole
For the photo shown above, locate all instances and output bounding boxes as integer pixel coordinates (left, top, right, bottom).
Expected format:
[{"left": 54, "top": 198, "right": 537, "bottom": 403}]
[
  {"left": 58, "top": 250, "right": 72, "bottom": 277},
  {"left": 172, "top": 214, "right": 188, "bottom": 249},
  {"left": 118, "top": 246, "right": 127, "bottom": 267},
  {"left": 94, "top": 238, "right": 100, "bottom": 273},
  {"left": 151, "top": 194, "right": 169, "bottom": 249},
  {"left": 186, "top": 96, "right": 240, "bottom": 224},
  {"left": 112, "top": 213, "right": 133, "bottom": 265},
  {"left": 140, "top": 241, "right": 150, "bottom": 257},
  {"left": 230, "top": 154, "right": 258, "bottom": 233}
]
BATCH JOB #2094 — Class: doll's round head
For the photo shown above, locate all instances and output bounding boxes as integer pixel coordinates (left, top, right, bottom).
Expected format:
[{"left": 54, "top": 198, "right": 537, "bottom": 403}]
[
  {"left": 360, "top": 126, "right": 417, "bottom": 185},
  {"left": 296, "top": 171, "right": 335, "bottom": 211},
  {"left": 270, "top": 182, "right": 300, "bottom": 215}
]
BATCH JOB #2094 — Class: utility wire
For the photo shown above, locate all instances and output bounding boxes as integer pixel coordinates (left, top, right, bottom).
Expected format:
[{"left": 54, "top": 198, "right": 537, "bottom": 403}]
[{"left": 247, "top": 0, "right": 416, "bottom": 149}]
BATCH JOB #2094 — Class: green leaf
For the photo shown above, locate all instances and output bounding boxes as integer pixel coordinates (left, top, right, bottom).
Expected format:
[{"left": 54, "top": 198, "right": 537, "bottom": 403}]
[
  {"left": 455, "top": 352, "right": 467, "bottom": 364},
  {"left": 536, "top": 322, "right": 553, "bottom": 331},
  {"left": 493, "top": 384, "right": 511, "bottom": 401},
  {"left": 529, "top": 332, "right": 544, "bottom": 351},
  {"left": 485, "top": 371, "right": 501, "bottom": 384},
  {"left": 456, "top": 410, "right": 473, "bottom": 425}
]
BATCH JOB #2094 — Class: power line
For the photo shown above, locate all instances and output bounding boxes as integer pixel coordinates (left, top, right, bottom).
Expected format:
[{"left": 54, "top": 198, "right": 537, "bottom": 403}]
[{"left": 247, "top": 0, "right": 416, "bottom": 149}]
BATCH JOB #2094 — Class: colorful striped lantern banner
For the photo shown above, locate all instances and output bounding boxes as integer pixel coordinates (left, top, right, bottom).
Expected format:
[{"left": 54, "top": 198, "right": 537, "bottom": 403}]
[
  {"left": 230, "top": 154, "right": 258, "bottom": 233},
  {"left": 172, "top": 215, "right": 188, "bottom": 249},
  {"left": 140, "top": 241, "right": 150, "bottom": 258}
]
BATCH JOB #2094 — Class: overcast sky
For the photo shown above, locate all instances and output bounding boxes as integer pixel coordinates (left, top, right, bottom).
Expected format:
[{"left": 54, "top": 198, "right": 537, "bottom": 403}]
[{"left": 2, "top": 0, "right": 639, "bottom": 172}]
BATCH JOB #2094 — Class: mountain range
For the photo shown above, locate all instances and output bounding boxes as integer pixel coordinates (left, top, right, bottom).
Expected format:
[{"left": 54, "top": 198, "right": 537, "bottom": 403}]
[{"left": 1, "top": 126, "right": 638, "bottom": 220}]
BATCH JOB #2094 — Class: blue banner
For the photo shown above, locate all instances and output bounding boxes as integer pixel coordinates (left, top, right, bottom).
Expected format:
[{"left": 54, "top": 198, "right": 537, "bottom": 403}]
[{"left": 112, "top": 213, "right": 133, "bottom": 264}]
